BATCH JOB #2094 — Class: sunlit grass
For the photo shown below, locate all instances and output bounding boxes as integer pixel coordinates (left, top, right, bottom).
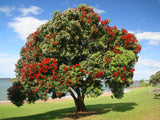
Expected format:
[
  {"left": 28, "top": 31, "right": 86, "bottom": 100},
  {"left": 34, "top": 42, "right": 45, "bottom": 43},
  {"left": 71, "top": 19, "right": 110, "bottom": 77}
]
[{"left": 0, "top": 87, "right": 160, "bottom": 120}]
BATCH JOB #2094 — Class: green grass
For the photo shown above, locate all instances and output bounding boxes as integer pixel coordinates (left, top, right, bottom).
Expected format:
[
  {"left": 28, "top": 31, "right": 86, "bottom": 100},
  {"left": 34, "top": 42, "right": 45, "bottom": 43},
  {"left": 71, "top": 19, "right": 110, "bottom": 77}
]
[{"left": 0, "top": 87, "right": 160, "bottom": 120}]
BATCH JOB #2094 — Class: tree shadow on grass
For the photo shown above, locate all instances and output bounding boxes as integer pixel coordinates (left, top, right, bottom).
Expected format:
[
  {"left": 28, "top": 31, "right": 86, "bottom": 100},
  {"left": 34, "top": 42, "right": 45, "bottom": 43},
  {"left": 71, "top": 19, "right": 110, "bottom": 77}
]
[
  {"left": 2, "top": 102, "right": 137, "bottom": 120},
  {"left": 154, "top": 97, "right": 160, "bottom": 99}
]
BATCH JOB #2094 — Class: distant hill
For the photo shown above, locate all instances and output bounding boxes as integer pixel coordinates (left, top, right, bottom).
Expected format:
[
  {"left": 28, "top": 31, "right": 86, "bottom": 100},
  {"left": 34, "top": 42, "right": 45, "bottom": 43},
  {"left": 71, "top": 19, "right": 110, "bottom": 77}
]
[{"left": 0, "top": 78, "right": 11, "bottom": 80}]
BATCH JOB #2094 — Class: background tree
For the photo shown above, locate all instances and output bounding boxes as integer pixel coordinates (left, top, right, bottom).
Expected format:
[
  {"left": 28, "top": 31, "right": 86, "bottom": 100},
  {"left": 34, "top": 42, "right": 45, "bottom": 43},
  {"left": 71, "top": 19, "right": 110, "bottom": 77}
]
[
  {"left": 8, "top": 4, "right": 141, "bottom": 112},
  {"left": 149, "top": 71, "right": 160, "bottom": 86},
  {"left": 139, "top": 79, "right": 149, "bottom": 87}
]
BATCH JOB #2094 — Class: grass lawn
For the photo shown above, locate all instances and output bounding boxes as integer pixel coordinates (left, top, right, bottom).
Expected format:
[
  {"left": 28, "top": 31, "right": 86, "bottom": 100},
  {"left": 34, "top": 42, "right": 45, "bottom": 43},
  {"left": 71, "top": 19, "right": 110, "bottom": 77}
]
[{"left": 0, "top": 87, "right": 160, "bottom": 120}]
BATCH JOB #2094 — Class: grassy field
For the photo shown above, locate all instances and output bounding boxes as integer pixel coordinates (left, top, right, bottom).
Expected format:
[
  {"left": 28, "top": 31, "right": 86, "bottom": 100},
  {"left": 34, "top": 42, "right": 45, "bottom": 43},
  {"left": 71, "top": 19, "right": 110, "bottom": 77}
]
[{"left": 0, "top": 87, "right": 160, "bottom": 120}]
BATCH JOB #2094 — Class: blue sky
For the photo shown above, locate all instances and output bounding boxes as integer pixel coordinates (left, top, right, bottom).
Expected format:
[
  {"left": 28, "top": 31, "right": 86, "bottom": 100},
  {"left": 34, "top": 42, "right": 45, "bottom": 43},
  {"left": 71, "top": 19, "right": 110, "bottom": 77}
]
[{"left": 0, "top": 0, "right": 160, "bottom": 80}]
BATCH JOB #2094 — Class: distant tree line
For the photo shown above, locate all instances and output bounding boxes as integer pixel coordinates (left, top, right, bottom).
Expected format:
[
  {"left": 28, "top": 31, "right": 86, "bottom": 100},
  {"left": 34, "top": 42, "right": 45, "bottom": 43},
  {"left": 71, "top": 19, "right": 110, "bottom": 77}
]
[{"left": 0, "top": 78, "right": 11, "bottom": 80}]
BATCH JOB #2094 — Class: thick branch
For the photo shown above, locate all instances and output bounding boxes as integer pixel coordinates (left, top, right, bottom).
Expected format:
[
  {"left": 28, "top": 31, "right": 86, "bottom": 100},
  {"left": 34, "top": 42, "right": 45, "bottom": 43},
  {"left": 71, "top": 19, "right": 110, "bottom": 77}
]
[{"left": 68, "top": 87, "right": 77, "bottom": 100}]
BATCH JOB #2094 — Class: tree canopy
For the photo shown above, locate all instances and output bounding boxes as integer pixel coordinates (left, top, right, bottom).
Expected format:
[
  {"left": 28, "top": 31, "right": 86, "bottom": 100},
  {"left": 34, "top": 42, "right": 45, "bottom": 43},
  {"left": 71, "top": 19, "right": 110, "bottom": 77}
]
[
  {"left": 8, "top": 4, "right": 141, "bottom": 112},
  {"left": 149, "top": 71, "right": 160, "bottom": 85}
]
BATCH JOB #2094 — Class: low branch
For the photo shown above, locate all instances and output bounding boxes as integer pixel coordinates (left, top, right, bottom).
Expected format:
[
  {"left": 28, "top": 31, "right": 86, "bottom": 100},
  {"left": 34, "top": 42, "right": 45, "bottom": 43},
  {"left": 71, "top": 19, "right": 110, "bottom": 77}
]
[{"left": 68, "top": 87, "right": 77, "bottom": 100}]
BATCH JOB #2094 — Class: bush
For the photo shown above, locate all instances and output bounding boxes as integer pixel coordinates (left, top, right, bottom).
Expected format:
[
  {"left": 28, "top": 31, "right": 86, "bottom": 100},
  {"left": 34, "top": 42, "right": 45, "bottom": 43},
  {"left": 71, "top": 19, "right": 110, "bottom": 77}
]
[
  {"left": 139, "top": 80, "right": 150, "bottom": 87},
  {"left": 7, "top": 81, "right": 26, "bottom": 107}
]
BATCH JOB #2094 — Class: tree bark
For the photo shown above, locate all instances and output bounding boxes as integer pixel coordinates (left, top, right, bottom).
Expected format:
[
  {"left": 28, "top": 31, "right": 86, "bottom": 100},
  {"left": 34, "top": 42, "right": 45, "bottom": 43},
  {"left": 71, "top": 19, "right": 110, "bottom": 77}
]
[
  {"left": 68, "top": 88, "right": 86, "bottom": 112},
  {"left": 74, "top": 96, "right": 86, "bottom": 112}
]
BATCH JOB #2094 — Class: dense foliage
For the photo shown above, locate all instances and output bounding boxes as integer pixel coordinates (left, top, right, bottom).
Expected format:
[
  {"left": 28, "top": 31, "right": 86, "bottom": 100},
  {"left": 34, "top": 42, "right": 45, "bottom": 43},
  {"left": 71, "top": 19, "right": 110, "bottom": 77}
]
[
  {"left": 8, "top": 4, "right": 141, "bottom": 111},
  {"left": 149, "top": 71, "right": 160, "bottom": 86}
]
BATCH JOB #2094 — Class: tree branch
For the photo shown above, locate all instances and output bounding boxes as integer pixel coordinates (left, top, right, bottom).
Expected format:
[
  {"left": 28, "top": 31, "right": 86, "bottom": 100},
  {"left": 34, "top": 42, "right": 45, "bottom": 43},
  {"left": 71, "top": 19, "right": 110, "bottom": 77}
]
[
  {"left": 68, "top": 87, "right": 77, "bottom": 100},
  {"left": 76, "top": 88, "right": 81, "bottom": 99}
]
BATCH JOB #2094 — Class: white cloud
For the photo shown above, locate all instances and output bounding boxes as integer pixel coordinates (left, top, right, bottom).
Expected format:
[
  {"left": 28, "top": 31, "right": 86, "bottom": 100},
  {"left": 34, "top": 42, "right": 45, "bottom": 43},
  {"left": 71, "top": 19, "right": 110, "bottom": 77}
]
[
  {"left": 0, "top": 53, "right": 10, "bottom": 57},
  {"left": 133, "top": 58, "right": 160, "bottom": 80},
  {"left": 149, "top": 40, "right": 160, "bottom": 46},
  {"left": 136, "top": 32, "right": 160, "bottom": 41},
  {"left": 19, "top": 6, "right": 43, "bottom": 16},
  {"left": 93, "top": 8, "right": 106, "bottom": 14},
  {"left": 0, "top": 53, "right": 19, "bottom": 78},
  {"left": 0, "top": 6, "right": 15, "bottom": 16},
  {"left": 128, "top": 31, "right": 135, "bottom": 34},
  {"left": 138, "top": 59, "right": 160, "bottom": 68},
  {"left": 134, "top": 70, "right": 155, "bottom": 80},
  {"left": 158, "top": 0, "right": 160, "bottom": 3},
  {"left": 135, "top": 32, "right": 160, "bottom": 45},
  {"left": 8, "top": 17, "right": 47, "bottom": 40}
]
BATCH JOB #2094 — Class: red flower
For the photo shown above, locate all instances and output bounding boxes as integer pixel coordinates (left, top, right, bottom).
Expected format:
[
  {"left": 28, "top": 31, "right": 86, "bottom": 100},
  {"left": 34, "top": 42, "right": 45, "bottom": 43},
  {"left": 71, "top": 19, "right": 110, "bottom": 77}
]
[
  {"left": 51, "top": 32, "right": 55, "bottom": 38},
  {"left": 71, "top": 83, "right": 74, "bottom": 87},
  {"left": 81, "top": 16, "right": 84, "bottom": 19},
  {"left": 41, "top": 81, "right": 45, "bottom": 85},
  {"left": 75, "top": 37, "right": 78, "bottom": 40},
  {"left": 64, "top": 66, "right": 68, "bottom": 72},
  {"left": 123, "top": 66, "right": 126, "bottom": 71},
  {"left": 101, "top": 19, "right": 109, "bottom": 25},
  {"left": 35, "top": 87, "right": 38, "bottom": 92},
  {"left": 87, "top": 19, "right": 92, "bottom": 23},
  {"left": 112, "top": 72, "right": 116, "bottom": 76},
  {"left": 120, "top": 72, "right": 123, "bottom": 77},
  {"left": 74, "top": 64, "right": 80, "bottom": 68},
  {"left": 52, "top": 41, "right": 57, "bottom": 46},
  {"left": 131, "top": 81, "right": 134, "bottom": 84},
  {"left": 94, "top": 71, "right": 103, "bottom": 77},
  {"left": 130, "top": 68, "right": 135, "bottom": 73},
  {"left": 97, "top": 15, "right": 101, "bottom": 22},
  {"left": 121, "top": 28, "right": 128, "bottom": 34},
  {"left": 105, "top": 58, "right": 111, "bottom": 63},
  {"left": 79, "top": 69, "right": 84, "bottom": 72}
]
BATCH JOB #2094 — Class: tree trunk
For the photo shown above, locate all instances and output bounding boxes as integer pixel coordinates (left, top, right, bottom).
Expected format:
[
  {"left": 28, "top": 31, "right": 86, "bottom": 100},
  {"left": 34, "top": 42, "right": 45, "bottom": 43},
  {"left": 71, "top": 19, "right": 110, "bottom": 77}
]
[
  {"left": 74, "top": 96, "right": 86, "bottom": 112},
  {"left": 68, "top": 88, "right": 86, "bottom": 113}
]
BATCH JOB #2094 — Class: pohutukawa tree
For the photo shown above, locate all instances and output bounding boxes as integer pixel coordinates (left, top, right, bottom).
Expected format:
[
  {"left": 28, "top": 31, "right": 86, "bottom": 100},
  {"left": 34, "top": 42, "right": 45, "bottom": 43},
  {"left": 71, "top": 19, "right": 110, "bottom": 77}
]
[{"left": 8, "top": 4, "right": 141, "bottom": 112}]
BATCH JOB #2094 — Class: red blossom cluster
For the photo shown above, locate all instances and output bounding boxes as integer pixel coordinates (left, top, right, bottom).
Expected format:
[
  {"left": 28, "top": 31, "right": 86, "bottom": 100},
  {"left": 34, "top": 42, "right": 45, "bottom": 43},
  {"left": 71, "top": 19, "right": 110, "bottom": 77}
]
[
  {"left": 22, "top": 30, "right": 43, "bottom": 63},
  {"left": 30, "top": 31, "right": 41, "bottom": 38},
  {"left": 112, "top": 71, "right": 122, "bottom": 78},
  {"left": 105, "top": 56, "right": 113, "bottom": 64},
  {"left": 20, "top": 63, "right": 38, "bottom": 81},
  {"left": 79, "top": 69, "right": 84, "bottom": 72},
  {"left": 74, "top": 64, "right": 81, "bottom": 68},
  {"left": 112, "top": 67, "right": 135, "bottom": 83},
  {"left": 78, "top": 6, "right": 101, "bottom": 23},
  {"left": 112, "top": 70, "right": 126, "bottom": 83},
  {"left": 101, "top": 19, "right": 110, "bottom": 26},
  {"left": 45, "top": 32, "right": 56, "bottom": 39},
  {"left": 130, "top": 68, "right": 135, "bottom": 77},
  {"left": 106, "top": 27, "right": 115, "bottom": 41},
  {"left": 122, "top": 66, "right": 126, "bottom": 71},
  {"left": 93, "top": 71, "right": 103, "bottom": 77},
  {"left": 120, "top": 29, "right": 141, "bottom": 54},
  {"left": 113, "top": 46, "right": 121, "bottom": 54},
  {"left": 86, "top": 71, "right": 92, "bottom": 75},
  {"left": 57, "top": 92, "right": 63, "bottom": 97},
  {"left": 87, "top": 19, "right": 92, "bottom": 23},
  {"left": 20, "top": 58, "right": 58, "bottom": 85}
]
